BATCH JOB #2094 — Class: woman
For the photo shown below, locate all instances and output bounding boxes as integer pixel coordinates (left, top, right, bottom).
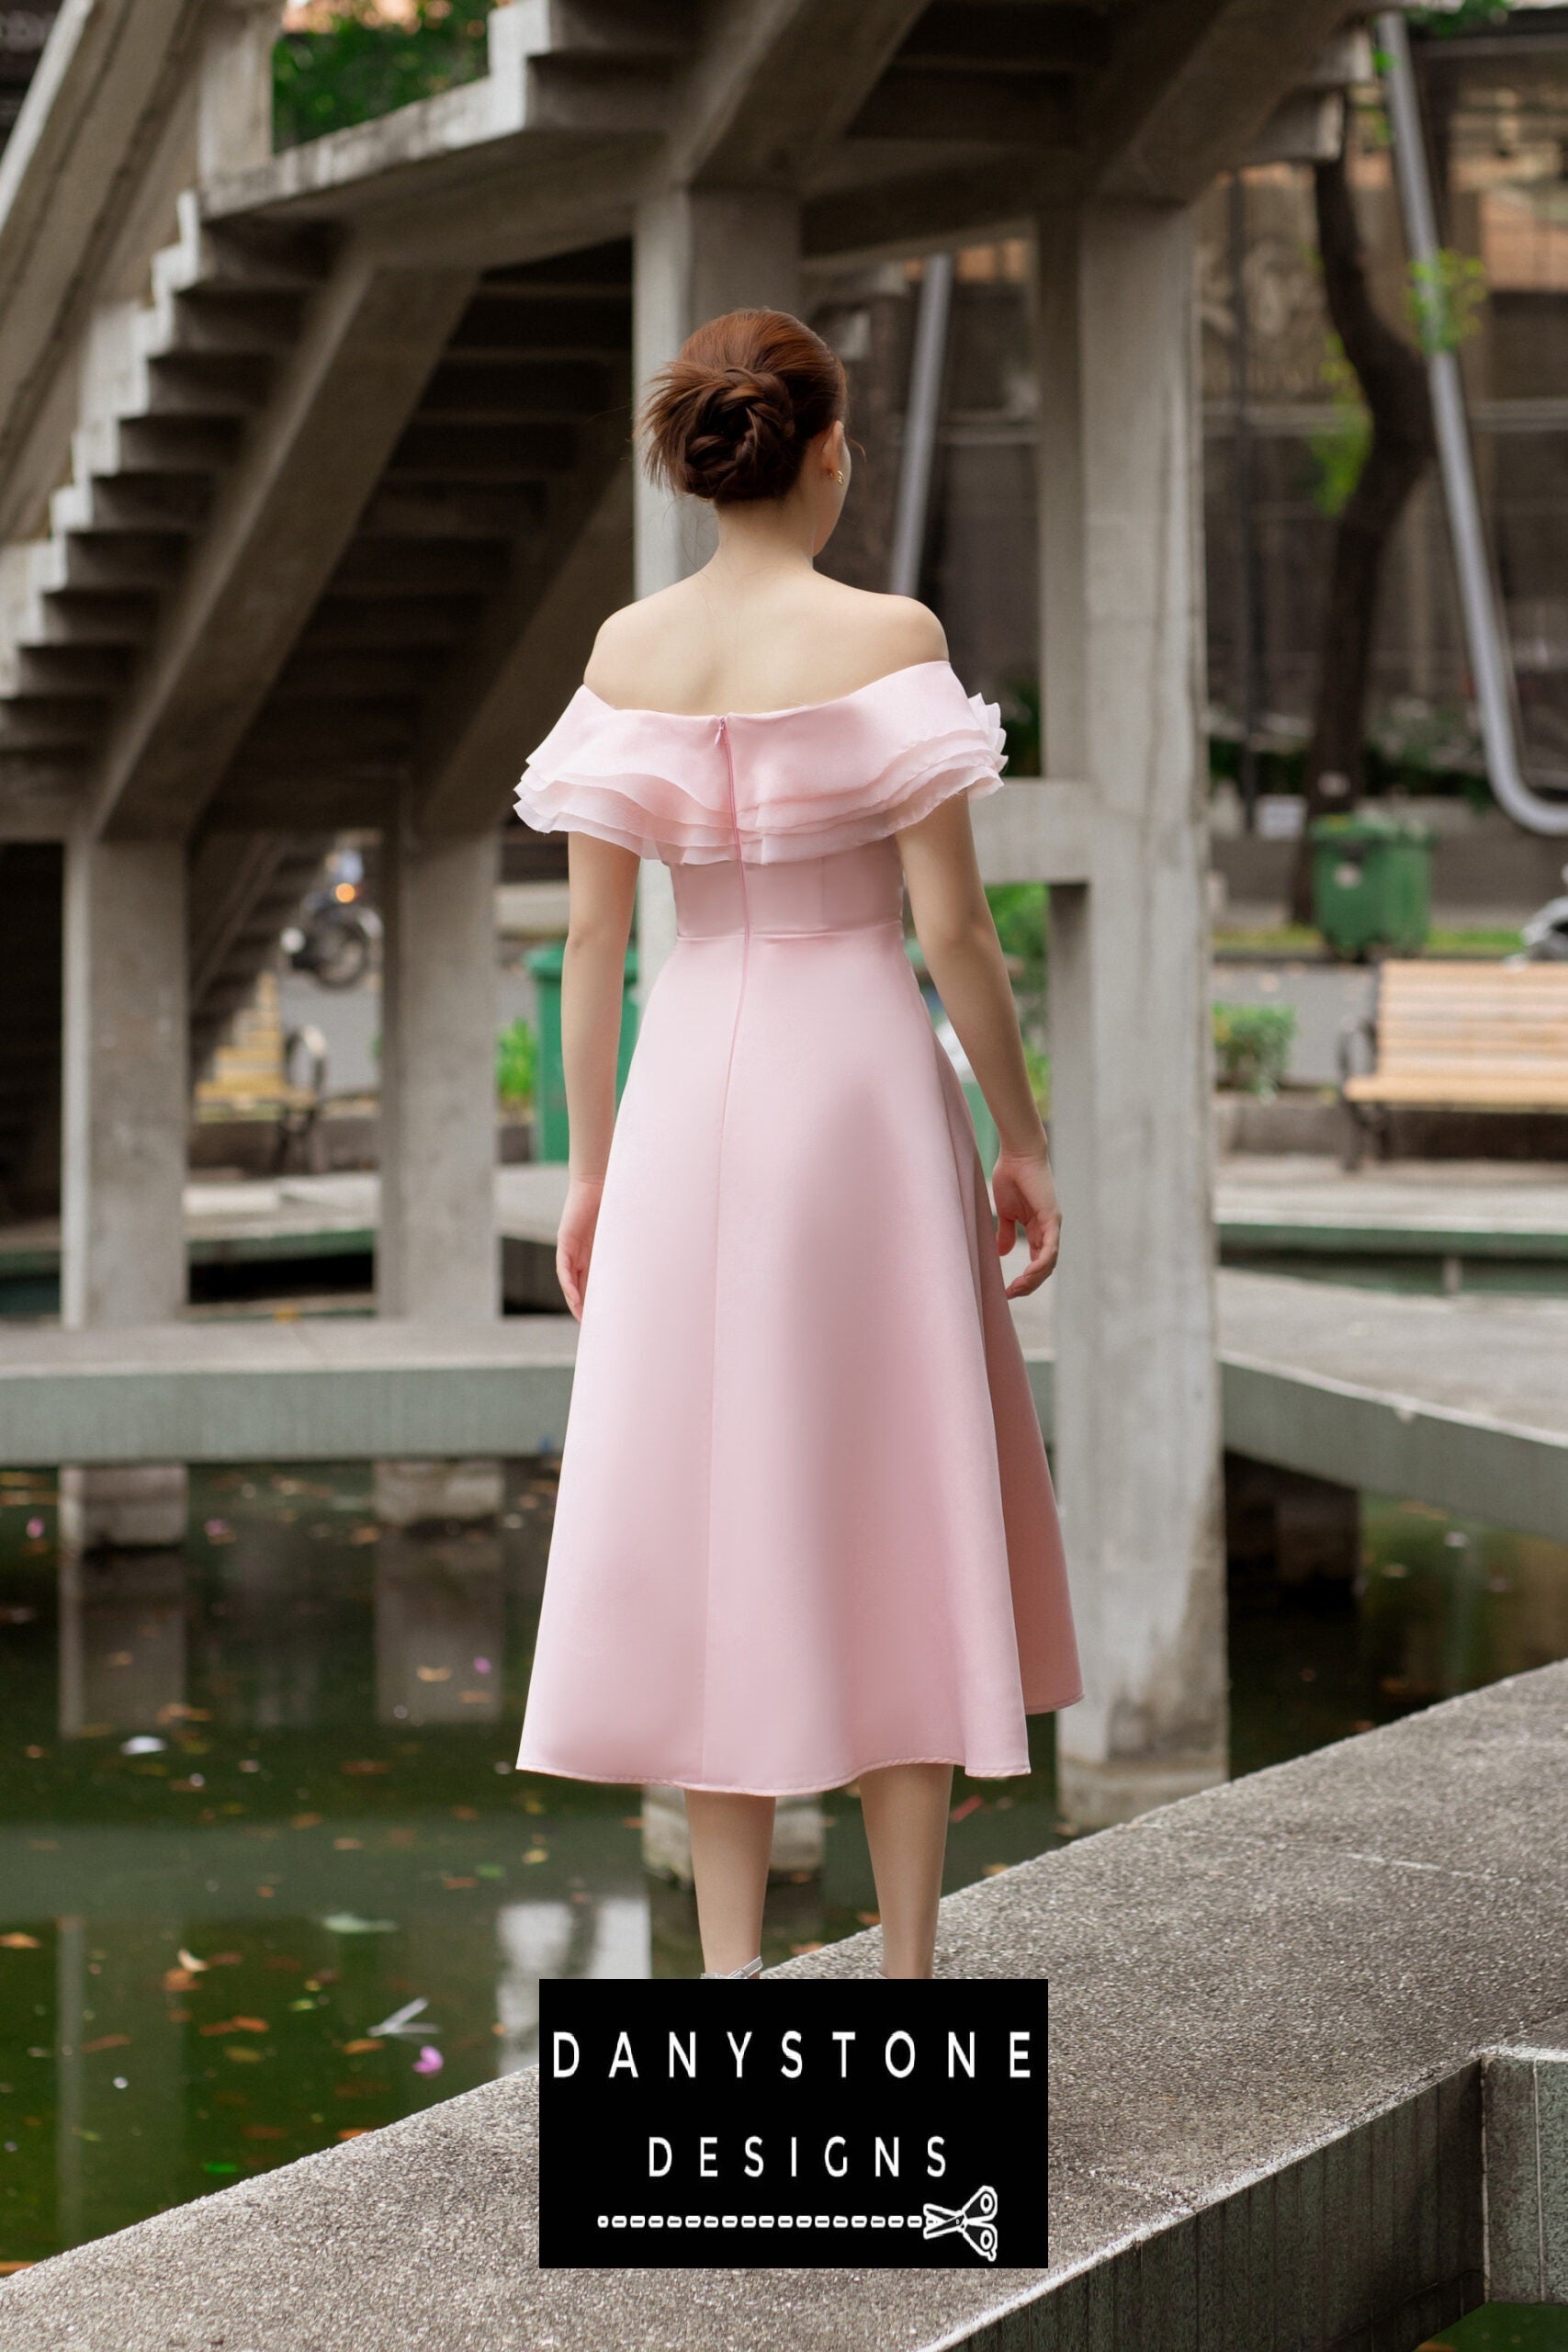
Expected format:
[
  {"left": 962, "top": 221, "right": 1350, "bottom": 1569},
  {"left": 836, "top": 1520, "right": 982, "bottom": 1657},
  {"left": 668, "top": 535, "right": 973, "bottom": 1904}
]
[{"left": 513, "top": 306, "right": 1082, "bottom": 1982}]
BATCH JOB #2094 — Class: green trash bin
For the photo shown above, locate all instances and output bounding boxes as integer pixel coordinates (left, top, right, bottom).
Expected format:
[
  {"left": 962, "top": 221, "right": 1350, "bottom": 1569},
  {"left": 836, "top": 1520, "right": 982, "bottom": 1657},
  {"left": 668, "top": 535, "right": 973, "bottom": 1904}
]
[
  {"left": 1308, "top": 808, "right": 1434, "bottom": 959},
  {"left": 525, "top": 940, "right": 639, "bottom": 1163}
]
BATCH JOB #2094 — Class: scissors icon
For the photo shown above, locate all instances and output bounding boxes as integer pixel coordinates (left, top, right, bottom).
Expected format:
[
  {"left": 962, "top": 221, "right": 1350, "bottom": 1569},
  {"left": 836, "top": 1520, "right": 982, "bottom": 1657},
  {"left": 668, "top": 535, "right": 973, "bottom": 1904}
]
[{"left": 921, "top": 2182, "right": 998, "bottom": 2261}]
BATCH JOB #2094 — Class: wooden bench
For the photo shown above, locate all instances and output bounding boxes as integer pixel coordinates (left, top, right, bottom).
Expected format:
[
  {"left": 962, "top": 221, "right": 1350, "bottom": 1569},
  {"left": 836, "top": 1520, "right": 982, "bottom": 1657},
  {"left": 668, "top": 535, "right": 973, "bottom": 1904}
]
[{"left": 1337, "top": 958, "right": 1568, "bottom": 1169}]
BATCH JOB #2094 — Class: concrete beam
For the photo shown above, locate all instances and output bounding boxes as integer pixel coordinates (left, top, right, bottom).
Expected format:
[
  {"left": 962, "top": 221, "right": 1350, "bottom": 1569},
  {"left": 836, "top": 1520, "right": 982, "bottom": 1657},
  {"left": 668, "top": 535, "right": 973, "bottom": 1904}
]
[
  {"left": 412, "top": 420, "right": 634, "bottom": 838},
  {"left": 88, "top": 245, "right": 478, "bottom": 841},
  {"left": 1083, "top": 0, "right": 1360, "bottom": 205},
  {"left": 661, "top": 0, "right": 930, "bottom": 187},
  {"left": 969, "top": 777, "right": 1095, "bottom": 887}
]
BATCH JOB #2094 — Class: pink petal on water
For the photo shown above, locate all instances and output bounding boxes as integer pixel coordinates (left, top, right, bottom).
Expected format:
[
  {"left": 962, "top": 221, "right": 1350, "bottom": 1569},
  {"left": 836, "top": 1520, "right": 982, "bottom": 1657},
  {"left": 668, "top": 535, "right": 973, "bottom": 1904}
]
[
  {"left": 412, "top": 2045, "right": 444, "bottom": 2075},
  {"left": 25, "top": 1519, "right": 43, "bottom": 1540},
  {"left": 472, "top": 1657, "right": 491, "bottom": 1674}
]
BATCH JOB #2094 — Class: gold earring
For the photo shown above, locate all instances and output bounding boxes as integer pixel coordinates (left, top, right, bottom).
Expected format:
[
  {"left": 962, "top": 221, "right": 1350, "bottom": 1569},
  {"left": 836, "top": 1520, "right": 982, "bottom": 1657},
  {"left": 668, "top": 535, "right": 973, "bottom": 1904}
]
[{"left": 834, "top": 469, "right": 844, "bottom": 484}]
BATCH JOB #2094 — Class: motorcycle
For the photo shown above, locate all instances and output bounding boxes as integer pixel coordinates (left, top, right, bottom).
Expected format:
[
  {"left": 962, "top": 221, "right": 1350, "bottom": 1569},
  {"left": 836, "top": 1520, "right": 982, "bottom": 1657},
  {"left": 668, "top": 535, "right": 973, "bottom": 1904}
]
[{"left": 281, "top": 850, "right": 382, "bottom": 989}]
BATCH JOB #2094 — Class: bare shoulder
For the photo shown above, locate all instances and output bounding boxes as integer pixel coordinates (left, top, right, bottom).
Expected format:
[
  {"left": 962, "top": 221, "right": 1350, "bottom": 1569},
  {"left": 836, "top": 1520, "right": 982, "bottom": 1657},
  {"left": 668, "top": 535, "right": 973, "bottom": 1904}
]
[
  {"left": 820, "top": 585, "right": 948, "bottom": 675},
  {"left": 581, "top": 591, "right": 682, "bottom": 704}
]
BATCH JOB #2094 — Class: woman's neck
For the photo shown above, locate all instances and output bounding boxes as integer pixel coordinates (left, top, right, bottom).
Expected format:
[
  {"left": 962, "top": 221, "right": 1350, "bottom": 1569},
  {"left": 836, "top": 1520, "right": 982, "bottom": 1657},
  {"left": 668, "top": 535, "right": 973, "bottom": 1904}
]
[{"left": 705, "top": 493, "right": 818, "bottom": 581}]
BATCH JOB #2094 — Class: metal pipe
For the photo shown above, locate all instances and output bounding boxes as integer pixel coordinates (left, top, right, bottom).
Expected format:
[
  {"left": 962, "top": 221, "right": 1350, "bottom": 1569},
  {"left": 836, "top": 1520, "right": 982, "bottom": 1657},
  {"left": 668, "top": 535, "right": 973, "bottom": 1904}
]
[
  {"left": 888, "top": 249, "right": 953, "bottom": 599},
  {"left": 1376, "top": 8, "right": 1568, "bottom": 834}
]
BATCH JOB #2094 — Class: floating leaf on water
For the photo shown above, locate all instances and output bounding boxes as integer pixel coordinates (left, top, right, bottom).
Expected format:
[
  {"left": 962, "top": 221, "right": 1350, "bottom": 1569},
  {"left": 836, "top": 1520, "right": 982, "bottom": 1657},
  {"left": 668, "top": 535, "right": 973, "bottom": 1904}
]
[
  {"left": 789, "top": 1941, "right": 824, "bottom": 1957},
  {"left": 333, "top": 1838, "right": 363, "bottom": 1851},
  {"left": 441, "top": 1876, "right": 478, "bottom": 1891},
  {"left": 120, "top": 1736, "right": 165, "bottom": 1756},
  {"left": 367, "top": 1996, "right": 430, "bottom": 2038},
  {"left": 340, "top": 1761, "right": 389, "bottom": 1777},
  {"left": 335, "top": 2126, "right": 374, "bottom": 2141},
  {"left": 522, "top": 1848, "right": 547, "bottom": 1866},
  {"left": 202, "top": 2163, "right": 240, "bottom": 2177},
  {"left": 949, "top": 1796, "right": 984, "bottom": 1824},
  {"left": 620, "top": 1815, "right": 643, "bottom": 1830},
  {"left": 176, "top": 1949, "right": 209, "bottom": 1973},
  {"left": 79, "top": 2034, "right": 130, "bottom": 2054},
  {"left": 0, "top": 1934, "right": 40, "bottom": 1951},
  {"left": 225, "top": 2048, "right": 263, "bottom": 2064},
  {"left": 318, "top": 1914, "right": 398, "bottom": 1936},
  {"left": 451, "top": 1806, "right": 479, "bottom": 1822},
  {"left": 476, "top": 1864, "right": 503, "bottom": 1880},
  {"left": 242, "top": 2124, "right": 288, "bottom": 2141},
  {"left": 414, "top": 1667, "right": 451, "bottom": 1683},
  {"left": 341, "top": 2038, "right": 383, "bottom": 2055},
  {"left": 982, "top": 1862, "right": 1010, "bottom": 1877},
  {"left": 290, "top": 1814, "right": 322, "bottom": 1830}
]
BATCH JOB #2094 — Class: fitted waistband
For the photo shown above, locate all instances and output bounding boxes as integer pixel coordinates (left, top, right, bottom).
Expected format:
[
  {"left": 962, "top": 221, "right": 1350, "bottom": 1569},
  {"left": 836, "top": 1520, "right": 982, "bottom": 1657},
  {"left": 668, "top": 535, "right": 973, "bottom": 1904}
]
[{"left": 671, "top": 837, "right": 905, "bottom": 939}]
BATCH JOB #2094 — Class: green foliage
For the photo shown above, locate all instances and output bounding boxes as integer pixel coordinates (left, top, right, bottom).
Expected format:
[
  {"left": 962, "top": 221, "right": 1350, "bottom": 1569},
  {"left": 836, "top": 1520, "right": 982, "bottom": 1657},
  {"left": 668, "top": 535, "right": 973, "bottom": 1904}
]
[
  {"left": 1406, "top": 0, "right": 1515, "bottom": 35},
  {"left": 1213, "top": 1002, "right": 1297, "bottom": 1098},
  {"left": 496, "top": 1016, "right": 536, "bottom": 1110},
  {"left": 1310, "top": 334, "right": 1372, "bottom": 516},
  {"left": 1407, "top": 248, "right": 1488, "bottom": 355},
  {"left": 986, "top": 883, "right": 1047, "bottom": 978},
  {"left": 272, "top": 0, "right": 494, "bottom": 151},
  {"left": 1021, "top": 1039, "right": 1050, "bottom": 1114},
  {"left": 998, "top": 677, "right": 1041, "bottom": 775}
]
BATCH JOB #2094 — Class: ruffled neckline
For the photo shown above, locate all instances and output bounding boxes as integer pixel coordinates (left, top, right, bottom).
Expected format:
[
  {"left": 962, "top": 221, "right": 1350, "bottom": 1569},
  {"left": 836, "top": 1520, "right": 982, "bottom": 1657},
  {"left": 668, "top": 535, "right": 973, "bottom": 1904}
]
[{"left": 578, "top": 658, "right": 955, "bottom": 726}]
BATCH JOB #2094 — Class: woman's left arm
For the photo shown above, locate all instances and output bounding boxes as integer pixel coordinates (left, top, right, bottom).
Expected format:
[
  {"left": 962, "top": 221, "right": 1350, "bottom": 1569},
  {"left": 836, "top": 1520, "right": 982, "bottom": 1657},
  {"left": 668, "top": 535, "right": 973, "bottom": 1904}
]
[{"left": 556, "top": 831, "right": 640, "bottom": 1317}]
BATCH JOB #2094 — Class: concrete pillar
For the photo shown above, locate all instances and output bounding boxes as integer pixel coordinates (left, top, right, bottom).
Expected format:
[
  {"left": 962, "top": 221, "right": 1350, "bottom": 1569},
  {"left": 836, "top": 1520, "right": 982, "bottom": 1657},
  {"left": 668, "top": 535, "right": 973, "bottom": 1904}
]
[
  {"left": 629, "top": 183, "right": 824, "bottom": 1883},
  {"left": 376, "top": 816, "right": 501, "bottom": 1521},
  {"left": 630, "top": 185, "right": 801, "bottom": 1009},
  {"left": 60, "top": 833, "right": 189, "bottom": 1549},
  {"left": 1032, "top": 201, "right": 1228, "bottom": 1827},
  {"left": 378, "top": 816, "right": 498, "bottom": 1323}
]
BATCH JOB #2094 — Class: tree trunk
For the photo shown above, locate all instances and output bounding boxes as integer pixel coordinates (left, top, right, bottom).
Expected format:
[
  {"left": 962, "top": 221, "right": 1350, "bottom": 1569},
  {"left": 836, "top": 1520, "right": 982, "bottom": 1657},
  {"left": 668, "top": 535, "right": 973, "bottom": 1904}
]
[{"left": 1289, "top": 142, "right": 1438, "bottom": 924}]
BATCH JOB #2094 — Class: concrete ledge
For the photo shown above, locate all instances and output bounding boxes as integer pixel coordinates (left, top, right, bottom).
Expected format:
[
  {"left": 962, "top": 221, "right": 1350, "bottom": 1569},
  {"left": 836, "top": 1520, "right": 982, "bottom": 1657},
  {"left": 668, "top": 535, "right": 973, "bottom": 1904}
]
[
  {"left": 6, "top": 1270, "right": 1568, "bottom": 1543},
  {"left": 3, "top": 1661, "right": 1566, "bottom": 2347}
]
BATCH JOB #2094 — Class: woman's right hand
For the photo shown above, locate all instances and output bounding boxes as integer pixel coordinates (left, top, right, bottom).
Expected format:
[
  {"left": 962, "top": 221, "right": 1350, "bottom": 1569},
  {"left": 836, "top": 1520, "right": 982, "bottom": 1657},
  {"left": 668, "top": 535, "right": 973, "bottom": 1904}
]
[
  {"left": 557, "top": 1175, "right": 605, "bottom": 1320},
  {"left": 991, "top": 1148, "right": 1061, "bottom": 1297}
]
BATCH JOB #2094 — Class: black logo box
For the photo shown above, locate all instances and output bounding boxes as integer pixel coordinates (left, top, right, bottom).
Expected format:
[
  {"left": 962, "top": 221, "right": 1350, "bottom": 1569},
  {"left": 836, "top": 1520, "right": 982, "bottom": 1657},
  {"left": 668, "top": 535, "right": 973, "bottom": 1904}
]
[{"left": 538, "top": 1979, "right": 1049, "bottom": 2268}]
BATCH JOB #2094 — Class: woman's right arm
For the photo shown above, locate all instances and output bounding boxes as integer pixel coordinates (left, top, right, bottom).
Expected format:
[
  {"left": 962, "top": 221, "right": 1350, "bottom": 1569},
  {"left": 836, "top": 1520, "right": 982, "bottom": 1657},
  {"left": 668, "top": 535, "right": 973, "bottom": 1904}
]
[
  {"left": 896, "top": 794, "right": 1061, "bottom": 1296},
  {"left": 556, "top": 829, "right": 639, "bottom": 1317}
]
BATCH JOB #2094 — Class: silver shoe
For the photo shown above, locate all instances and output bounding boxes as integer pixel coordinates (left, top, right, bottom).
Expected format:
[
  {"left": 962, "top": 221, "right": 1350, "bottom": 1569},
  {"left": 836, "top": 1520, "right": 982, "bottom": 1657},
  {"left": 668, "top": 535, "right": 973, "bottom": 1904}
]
[{"left": 701, "top": 1955, "right": 762, "bottom": 1979}]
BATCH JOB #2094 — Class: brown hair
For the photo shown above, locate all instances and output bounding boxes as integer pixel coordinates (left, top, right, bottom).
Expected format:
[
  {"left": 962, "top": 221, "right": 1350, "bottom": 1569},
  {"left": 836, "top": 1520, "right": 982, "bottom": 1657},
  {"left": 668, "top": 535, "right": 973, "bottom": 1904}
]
[{"left": 637, "top": 307, "right": 847, "bottom": 505}]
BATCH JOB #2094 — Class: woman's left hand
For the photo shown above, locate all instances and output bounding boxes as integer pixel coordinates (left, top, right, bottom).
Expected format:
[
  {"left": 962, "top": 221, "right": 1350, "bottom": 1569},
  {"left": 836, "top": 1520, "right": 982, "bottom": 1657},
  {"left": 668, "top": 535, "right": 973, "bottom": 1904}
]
[{"left": 557, "top": 1176, "right": 605, "bottom": 1320}]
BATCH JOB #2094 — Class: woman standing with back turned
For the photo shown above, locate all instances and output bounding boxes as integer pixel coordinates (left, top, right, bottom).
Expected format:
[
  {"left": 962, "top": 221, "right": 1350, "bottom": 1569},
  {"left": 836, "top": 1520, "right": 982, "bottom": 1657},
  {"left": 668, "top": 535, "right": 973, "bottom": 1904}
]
[{"left": 513, "top": 307, "right": 1083, "bottom": 1981}]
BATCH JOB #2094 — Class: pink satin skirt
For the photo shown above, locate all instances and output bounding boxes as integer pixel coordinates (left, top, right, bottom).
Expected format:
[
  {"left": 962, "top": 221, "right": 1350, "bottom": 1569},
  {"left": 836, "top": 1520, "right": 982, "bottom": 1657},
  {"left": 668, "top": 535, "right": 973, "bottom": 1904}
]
[{"left": 514, "top": 836, "right": 1083, "bottom": 1794}]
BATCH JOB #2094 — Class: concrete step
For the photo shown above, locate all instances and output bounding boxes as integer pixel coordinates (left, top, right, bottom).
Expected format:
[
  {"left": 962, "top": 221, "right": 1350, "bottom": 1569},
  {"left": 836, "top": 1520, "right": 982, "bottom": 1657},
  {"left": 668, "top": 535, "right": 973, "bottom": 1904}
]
[
  {"left": 151, "top": 190, "right": 335, "bottom": 303},
  {"left": 50, "top": 473, "right": 213, "bottom": 537},
  {"left": 0, "top": 698, "right": 109, "bottom": 750}
]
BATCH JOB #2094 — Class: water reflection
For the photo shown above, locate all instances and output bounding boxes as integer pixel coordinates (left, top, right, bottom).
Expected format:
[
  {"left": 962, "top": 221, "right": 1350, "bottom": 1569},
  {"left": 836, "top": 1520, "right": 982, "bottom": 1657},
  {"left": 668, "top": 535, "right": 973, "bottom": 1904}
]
[
  {"left": 375, "top": 1531, "right": 505, "bottom": 1728},
  {"left": 1, "top": 1453, "right": 1567, "bottom": 2267},
  {"left": 58, "top": 1550, "right": 187, "bottom": 1740},
  {"left": 495, "top": 1897, "right": 650, "bottom": 2074}
]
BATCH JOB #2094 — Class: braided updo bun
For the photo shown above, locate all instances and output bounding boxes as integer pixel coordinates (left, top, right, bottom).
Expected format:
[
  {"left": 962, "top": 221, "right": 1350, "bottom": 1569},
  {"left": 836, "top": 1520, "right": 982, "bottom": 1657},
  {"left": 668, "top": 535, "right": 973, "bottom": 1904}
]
[{"left": 637, "top": 308, "right": 846, "bottom": 505}]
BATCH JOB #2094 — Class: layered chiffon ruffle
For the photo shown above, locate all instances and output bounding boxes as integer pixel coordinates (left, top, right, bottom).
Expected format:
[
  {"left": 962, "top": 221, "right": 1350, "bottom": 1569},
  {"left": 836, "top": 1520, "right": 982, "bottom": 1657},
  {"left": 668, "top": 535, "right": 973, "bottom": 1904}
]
[{"left": 513, "top": 658, "right": 1008, "bottom": 865}]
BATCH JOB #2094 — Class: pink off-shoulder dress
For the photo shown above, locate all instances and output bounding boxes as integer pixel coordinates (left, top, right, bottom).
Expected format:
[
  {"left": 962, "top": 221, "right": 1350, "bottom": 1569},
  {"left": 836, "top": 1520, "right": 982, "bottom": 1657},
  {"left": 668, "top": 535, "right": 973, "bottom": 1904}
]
[{"left": 512, "top": 657, "right": 1083, "bottom": 1795}]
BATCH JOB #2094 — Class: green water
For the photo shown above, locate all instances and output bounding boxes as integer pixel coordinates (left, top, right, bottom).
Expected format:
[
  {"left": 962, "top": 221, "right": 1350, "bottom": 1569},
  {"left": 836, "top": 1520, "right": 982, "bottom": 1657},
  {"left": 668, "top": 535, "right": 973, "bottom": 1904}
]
[
  {"left": 1422, "top": 2307, "right": 1568, "bottom": 2349},
  {"left": 0, "top": 1459, "right": 1565, "bottom": 2268}
]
